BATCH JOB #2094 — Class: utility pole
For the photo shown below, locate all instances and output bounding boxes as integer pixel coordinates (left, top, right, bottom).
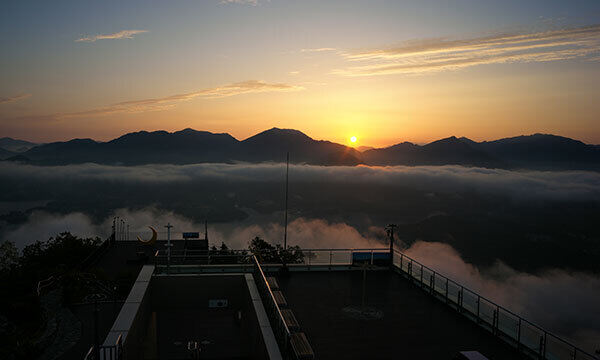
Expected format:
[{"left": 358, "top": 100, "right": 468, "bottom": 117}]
[
  {"left": 204, "top": 219, "right": 208, "bottom": 243},
  {"left": 114, "top": 217, "right": 118, "bottom": 242},
  {"left": 165, "top": 223, "right": 173, "bottom": 271},
  {"left": 112, "top": 217, "right": 116, "bottom": 244},
  {"left": 386, "top": 224, "right": 398, "bottom": 255},
  {"left": 284, "top": 152, "right": 289, "bottom": 251}
]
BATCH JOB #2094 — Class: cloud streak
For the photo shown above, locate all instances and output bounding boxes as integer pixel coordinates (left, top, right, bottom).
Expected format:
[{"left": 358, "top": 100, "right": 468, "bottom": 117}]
[
  {"left": 220, "top": 0, "right": 258, "bottom": 5},
  {"left": 301, "top": 47, "right": 337, "bottom": 53},
  {"left": 334, "top": 24, "right": 600, "bottom": 76},
  {"left": 1, "top": 162, "right": 599, "bottom": 202},
  {"left": 53, "top": 80, "right": 302, "bottom": 118},
  {"left": 76, "top": 30, "right": 148, "bottom": 43},
  {"left": 0, "top": 93, "right": 31, "bottom": 105}
]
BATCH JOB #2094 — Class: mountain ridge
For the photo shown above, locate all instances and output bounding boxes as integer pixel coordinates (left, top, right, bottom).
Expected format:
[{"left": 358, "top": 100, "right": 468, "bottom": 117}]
[{"left": 3, "top": 129, "right": 599, "bottom": 170}]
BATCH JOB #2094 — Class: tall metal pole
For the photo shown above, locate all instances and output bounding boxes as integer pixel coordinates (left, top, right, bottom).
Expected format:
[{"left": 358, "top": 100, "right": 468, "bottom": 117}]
[
  {"left": 284, "top": 152, "right": 289, "bottom": 250},
  {"left": 127, "top": 224, "right": 129, "bottom": 241},
  {"left": 115, "top": 217, "right": 119, "bottom": 241},
  {"left": 204, "top": 219, "right": 208, "bottom": 243},
  {"left": 386, "top": 224, "right": 398, "bottom": 254},
  {"left": 165, "top": 222, "right": 173, "bottom": 269},
  {"left": 112, "top": 217, "right": 116, "bottom": 244}
]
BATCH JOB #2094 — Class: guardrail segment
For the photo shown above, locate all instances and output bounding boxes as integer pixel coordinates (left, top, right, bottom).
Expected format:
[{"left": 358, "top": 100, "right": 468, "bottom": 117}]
[{"left": 392, "top": 250, "right": 598, "bottom": 360}]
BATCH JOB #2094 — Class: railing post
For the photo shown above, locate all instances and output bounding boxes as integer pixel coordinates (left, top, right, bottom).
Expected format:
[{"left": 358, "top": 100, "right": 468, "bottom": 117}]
[
  {"left": 543, "top": 332, "right": 547, "bottom": 360},
  {"left": 430, "top": 273, "right": 435, "bottom": 294},
  {"left": 476, "top": 295, "right": 480, "bottom": 323},
  {"left": 400, "top": 253, "right": 403, "bottom": 271},
  {"left": 517, "top": 317, "right": 522, "bottom": 351},
  {"left": 370, "top": 250, "right": 374, "bottom": 265},
  {"left": 329, "top": 250, "right": 332, "bottom": 269},
  {"left": 493, "top": 307, "right": 499, "bottom": 335},
  {"left": 459, "top": 286, "right": 464, "bottom": 312},
  {"left": 445, "top": 278, "right": 449, "bottom": 303},
  {"left": 420, "top": 265, "right": 423, "bottom": 287}
]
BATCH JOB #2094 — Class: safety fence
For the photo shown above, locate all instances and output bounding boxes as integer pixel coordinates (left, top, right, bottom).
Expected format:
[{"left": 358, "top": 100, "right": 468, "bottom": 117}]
[
  {"left": 153, "top": 248, "right": 390, "bottom": 268},
  {"left": 392, "top": 250, "right": 598, "bottom": 360},
  {"left": 252, "top": 255, "right": 292, "bottom": 357},
  {"left": 83, "top": 333, "right": 122, "bottom": 360}
]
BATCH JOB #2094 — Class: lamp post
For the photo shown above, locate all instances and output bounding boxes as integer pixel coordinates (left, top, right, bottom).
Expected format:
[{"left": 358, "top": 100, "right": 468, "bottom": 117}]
[
  {"left": 283, "top": 152, "right": 289, "bottom": 251},
  {"left": 385, "top": 224, "right": 398, "bottom": 254}
]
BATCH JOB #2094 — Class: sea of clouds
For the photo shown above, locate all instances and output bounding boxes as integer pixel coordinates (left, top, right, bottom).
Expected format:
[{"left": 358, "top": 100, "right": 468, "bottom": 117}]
[{"left": 2, "top": 162, "right": 600, "bottom": 353}]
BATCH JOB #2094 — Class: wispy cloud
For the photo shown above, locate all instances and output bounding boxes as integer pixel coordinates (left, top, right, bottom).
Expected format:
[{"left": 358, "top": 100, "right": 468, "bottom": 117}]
[
  {"left": 76, "top": 29, "right": 148, "bottom": 43},
  {"left": 301, "top": 47, "right": 337, "bottom": 53},
  {"left": 220, "top": 0, "right": 258, "bottom": 5},
  {"left": 59, "top": 80, "right": 303, "bottom": 118},
  {"left": 0, "top": 93, "right": 31, "bottom": 105},
  {"left": 334, "top": 24, "right": 600, "bottom": 76}
]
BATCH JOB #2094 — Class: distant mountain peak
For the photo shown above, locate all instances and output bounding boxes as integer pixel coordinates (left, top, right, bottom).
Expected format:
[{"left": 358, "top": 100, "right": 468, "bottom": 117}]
[{"left": 244, "top": 127, "right": 313, "bottom": 142}]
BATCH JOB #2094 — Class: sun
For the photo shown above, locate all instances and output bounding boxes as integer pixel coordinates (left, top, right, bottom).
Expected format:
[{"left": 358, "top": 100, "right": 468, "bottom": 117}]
[{"left": 350, "top": 136, "right": 357, "bottom": 144}]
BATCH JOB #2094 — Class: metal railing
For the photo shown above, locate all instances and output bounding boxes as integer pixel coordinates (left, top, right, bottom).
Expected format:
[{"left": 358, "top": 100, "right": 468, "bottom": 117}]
[
  {"left": 251, "top": 255, "right": 292, "bottom": 356},
  {"left": 84, "top": 333, "right": 122, "bottom": 360},
  {"left": 153, "top": 247, "right": 390, "bottom": 268},
  {"left": 392, "top": 250, "right": 598, "bottom": 360}
]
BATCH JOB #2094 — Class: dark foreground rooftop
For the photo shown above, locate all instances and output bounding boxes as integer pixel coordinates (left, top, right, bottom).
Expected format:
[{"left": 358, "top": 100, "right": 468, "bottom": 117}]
[{"left": 278, "top": 270, "right": 524, "bottom": 360}]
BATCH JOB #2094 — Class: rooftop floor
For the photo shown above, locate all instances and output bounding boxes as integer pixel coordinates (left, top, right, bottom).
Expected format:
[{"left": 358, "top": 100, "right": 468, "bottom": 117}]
[{"left": 277, "top": 269, "right": 526, "bottom": 360}]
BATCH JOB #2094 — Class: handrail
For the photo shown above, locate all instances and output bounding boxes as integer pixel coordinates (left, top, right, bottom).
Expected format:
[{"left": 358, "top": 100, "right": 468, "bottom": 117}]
[
  {"left": 252, "top": 255, "right": 291, "bottom": 337},
  {"left": 393, "top": 249, "right": 598, "bottom": 360}
]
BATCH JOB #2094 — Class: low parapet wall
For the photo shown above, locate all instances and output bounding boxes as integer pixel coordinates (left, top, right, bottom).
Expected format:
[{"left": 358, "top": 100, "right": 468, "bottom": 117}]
[{"left": 99, "top": 265, "right": 278, "bottom": 360}]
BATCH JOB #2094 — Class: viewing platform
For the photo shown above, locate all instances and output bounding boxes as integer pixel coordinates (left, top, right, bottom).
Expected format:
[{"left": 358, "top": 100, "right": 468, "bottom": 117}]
[{"left": 83, "top": 243, "right": 598, "bottom": 360}]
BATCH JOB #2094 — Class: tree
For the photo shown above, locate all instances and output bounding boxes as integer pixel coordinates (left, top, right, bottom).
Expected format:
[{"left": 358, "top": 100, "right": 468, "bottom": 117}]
[
  {"left": 248, "top": 236, "right": 304, "bottom": 264},
  {"left": 0, "top": 241, "right": 18, "bottom": 272}
]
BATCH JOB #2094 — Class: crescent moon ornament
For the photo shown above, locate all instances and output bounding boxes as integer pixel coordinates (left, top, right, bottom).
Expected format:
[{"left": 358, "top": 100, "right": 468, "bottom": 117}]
[{"left": 137, "top": 226, "right": 158, "bottom": 245}]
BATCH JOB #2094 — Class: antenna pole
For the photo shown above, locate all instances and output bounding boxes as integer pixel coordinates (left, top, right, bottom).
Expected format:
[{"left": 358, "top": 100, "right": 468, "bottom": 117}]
[
  {"left": 205, "top": 219, "right": 208, "bottom": 242},
  {"left": 165, "top": 222, "right": 173, "bottom": 270},
  {"left": 284, "top": 152, "right": 289, "bottom": 250},
  {"left": 386, "top": 224, "right": 398, "bottom": 255}
]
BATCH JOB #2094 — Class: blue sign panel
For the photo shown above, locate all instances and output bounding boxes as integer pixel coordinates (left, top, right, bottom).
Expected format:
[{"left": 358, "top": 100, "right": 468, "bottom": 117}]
[{"left": 182, "top": 232, "right": 200, "bottom": 238}]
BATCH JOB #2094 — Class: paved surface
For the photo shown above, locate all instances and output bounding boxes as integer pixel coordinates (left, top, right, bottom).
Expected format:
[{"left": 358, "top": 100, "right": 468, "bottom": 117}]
[{"left": 278, "top": 269, "right": 527, "bottom": 360}]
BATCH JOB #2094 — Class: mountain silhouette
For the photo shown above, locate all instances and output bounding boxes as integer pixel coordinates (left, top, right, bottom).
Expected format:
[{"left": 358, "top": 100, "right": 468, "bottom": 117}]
[
  {"left": 0, "top": 147, "right": 16, "bottom": 160},
  {"left": 0, "top": 137, "right": 38, "bottom": 152},
  {"left": 470, "top": 134, "right": 600, "bottom": 170},
  {"left": 363, "top": 136, "right": 505, "bottom": 168},
  {"left": 241, "top": 128, "right": 361, "bottom": 165},
  {"left": 10, "top": 129, "right": 600, "bottom": 170},
  {"left": 19, "top": 128, "right": 361, "bottom": 166}
]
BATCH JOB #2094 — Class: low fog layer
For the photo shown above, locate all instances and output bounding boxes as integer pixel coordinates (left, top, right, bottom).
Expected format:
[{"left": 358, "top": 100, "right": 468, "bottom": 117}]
[
  {"left": 2, "top": 162, "right": 599, "bottom": 201},
  {"left": 1, "top": 207, "right": 386, "bottom": 250},
  {"left": 2, "top": 162, "right": 599, "bottom": 273}
]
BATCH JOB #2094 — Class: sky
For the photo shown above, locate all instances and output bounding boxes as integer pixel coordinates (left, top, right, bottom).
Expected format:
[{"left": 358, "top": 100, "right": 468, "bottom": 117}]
[{"left": 1, "top": 0, "right": 600, "bottom": 147}]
